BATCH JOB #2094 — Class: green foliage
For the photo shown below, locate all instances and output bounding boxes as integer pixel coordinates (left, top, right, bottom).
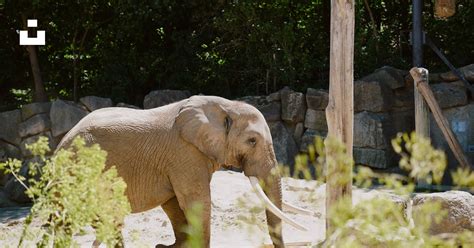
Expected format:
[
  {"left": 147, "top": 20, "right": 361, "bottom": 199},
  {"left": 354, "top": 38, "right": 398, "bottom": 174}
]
[
  {"left": 1, "top": 1, "right": 473, "bottom": 108},
  {"left": 0, "top": 136, "right": 131, "bottom": 247},
  {"left": 184, "top": 203, "right": 205, "bottom": 248},
  {"left": 392, "top": 132, "right": 446, "bottom": 184},
  {"left": 451, "top": 167, "right": 474, "bottom": 190}
]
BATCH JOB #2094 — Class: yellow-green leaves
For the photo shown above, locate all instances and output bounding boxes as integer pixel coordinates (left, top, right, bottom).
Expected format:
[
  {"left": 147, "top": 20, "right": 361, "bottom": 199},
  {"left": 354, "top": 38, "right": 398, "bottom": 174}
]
[
  {"left": 392, "top": 132, "right": 446, "bottom": 184},
  {"left": 184, "top": 203, "right": 205, "bottom": 248},
  {"left": 1, "top": 136, "right": 130, "bottom": 247},
  {"left": 451, "top": 167, "right": 474, "bottom": 189}
]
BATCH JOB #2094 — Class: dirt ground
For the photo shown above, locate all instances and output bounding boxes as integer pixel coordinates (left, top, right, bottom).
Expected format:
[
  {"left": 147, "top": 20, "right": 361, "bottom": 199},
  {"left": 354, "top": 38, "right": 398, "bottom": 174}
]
[{"left": 0, "top": 171, "right": 389, "bottom": 247}]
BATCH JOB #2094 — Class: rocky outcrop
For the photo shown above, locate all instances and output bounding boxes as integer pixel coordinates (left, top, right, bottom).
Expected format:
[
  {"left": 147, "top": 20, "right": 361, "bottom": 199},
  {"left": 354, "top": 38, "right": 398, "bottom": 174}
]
[
  {"left": 361, "top": 66, "right": 407, "bottom": 90},
  {"left": 116, "top": 102, "right": 140, "bottom": 109},
  {"left": 143, "top": 90, "right": 191, "bottom": 109},
  {"left": 18, "top": 114, "right": 51, "bottom": 138},
  {"left": 21, "top": 102, "right": 51, "bottom": 120},
  {"left": 354, "top": 80, "right": 394, "bottom": 112},
  {"left": 440, "top": 64, "right": 474, "bottom": 82},
  {"left": 0, "top": 110, "right": 22, "bottom": 146},
  {"left": 80, "top": 96, "right": 113, "bottom": 112},
  {"left": 354, "top": 112, "right": 388, "bottom": 150},
  {"left": 430, "top": 102, "right": 474, "bottom": 164},
  {"left": 306, "top": 88, "right": 328, "bottom": 110},
  {"left": 353, "top": 148, "right": 388, "bottom": 169},
  {"left": 413, "top": 191, "right": 474, "bottom": 234},
  {"left": 269, "top": 121, "right": 298, "bottom": 166},
  {"left": 431, "top": 83, "right": 468, "bottom": 109},
  {"left": 281, "top": 88, "right": 306, "bottom": 123},
  {"left": 50, "top": 100, "right": 89, "bottom": 137},
  {"left": 304, "top": 109, "right": 327, "bottom": 131}
]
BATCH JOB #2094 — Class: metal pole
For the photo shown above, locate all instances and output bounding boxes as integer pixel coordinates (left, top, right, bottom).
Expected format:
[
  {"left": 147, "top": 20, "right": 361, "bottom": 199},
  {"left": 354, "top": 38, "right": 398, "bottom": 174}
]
[
  {"left": 412, "top": 0, "right": 430, "bottom": 139},
  {"left": 412, "top": 0, "right": 424, "bottom": 67}
]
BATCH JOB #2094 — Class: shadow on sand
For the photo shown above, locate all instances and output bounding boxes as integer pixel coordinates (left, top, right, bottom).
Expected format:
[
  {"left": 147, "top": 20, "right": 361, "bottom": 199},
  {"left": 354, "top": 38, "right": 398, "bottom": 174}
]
[{"left": 0, "top": 207, "right": 30, "bottom": 223}]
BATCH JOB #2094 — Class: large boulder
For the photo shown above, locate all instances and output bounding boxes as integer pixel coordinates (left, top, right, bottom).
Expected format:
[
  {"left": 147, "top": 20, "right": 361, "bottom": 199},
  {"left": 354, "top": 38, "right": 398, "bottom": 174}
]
[
  {"left": 0, "top": 109, "right": 22, "bottom": 146},
  {"left": 354, "top": 80, "right": 394, "bottom": 112},
  {"left": 430, "top": 102, "right": 474, "bottom": 164},
  {"left": 306, "top": 88, "right": 329, "bottom": 110},
  {"left": 430, "top": 83, "right": 468, "bottom": 109},
  {"left": 237, "top": 95, "right": 267, "bottom": 107},
  {"left": 281, "top": 89, "right": 306, "bottom": 123},
  {"left": 143, "top": 90, "right": 191, "bottom": 109},
  {"left": 293, "top": 122, "right": 304, "bottom": 146},
  {"left": 361, "top": 66, "right": 407, "bottom": 90},
  {"left": 269, "top": 121, "right": 298, "bottom": 166},
  {"left": 236, "top": 96, "right": 281, "bottom": 122},
  {"left": 80, "top": 96, "right": 113, "bottom": 112},
  {"left": 304, "top": 109, "right": 327, "bottom": 131},
  {"left": 353, "top": 148, "right": 388, "bottom": 169},
  {"left": 390, "top": 110, "right": 415, "bottom": 135},
  {"left": 0, "top": 190, "right": 20, "bottom": 208},
  {"left": 21, "top": 102, "right": 51, "bottom": 120},
  {"left": 116, "top": 102, "right": 140, "bottom": 109},
  {"left": 0, "top": 140, "right": 21, "bottom": 161},
  {"left": 413, "top": 191, "right": 474, "bottom": 234},
  {"left": 50, "top": 100, "right": 89, "bottom": 137},
  {"left": 266, "top": 91, "right": 281, "bottom": 102},
  {"left": 354, "top": 111, "right": 389, "bottom": 150},
  {"left": 18, "top": 113, "right": 51, "bottom": 138},
  {"left": 440, "top": 64, "right": 474, "bottom": 82},
  {"left": 392, "top": 88, "right": 414, "bottom": 111},
  {"left": 258, "top": 102, "right": 281, "bottom": 122}
]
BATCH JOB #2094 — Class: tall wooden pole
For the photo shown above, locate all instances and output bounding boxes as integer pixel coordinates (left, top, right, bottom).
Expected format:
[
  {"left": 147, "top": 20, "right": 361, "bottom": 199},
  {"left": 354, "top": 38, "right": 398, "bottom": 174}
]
[
  {"left": 325, "top": 0, "right": 354, "bottom": 235},
  {"left": 412, "top": 0, "right": 430, "bottom": 138}
]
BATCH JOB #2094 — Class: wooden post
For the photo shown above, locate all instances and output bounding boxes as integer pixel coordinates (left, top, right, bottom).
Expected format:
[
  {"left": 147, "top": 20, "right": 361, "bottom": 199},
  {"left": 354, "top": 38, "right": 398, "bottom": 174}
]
[
  {"left": 412, "top": 0, "right": 430, "bottom": 139},
  {"left": 325, "top": 0, "right": 354, "bottom": 236},
  {"left": 410, "top": 68, "right": 471, "bottom": 168}
]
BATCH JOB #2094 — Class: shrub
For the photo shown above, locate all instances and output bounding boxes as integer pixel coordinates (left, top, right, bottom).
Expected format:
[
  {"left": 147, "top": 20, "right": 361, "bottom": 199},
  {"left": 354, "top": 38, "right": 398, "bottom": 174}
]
[{"left": 0, "top": 136, "right": 131, "bottom": 247}]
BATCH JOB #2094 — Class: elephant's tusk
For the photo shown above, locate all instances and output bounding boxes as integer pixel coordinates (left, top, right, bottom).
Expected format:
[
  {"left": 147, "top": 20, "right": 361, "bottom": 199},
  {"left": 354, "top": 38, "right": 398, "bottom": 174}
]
[
  {"left": 249, "top": 177, "right": 308, "bottom": 232},
  {"left": 282, "top": 201, "right": 316, "bottom": 216}
]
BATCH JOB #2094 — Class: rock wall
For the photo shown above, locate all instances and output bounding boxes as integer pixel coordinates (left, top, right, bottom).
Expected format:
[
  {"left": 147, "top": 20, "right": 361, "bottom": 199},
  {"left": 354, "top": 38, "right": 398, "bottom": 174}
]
[{"left": 1, "top": 65, "right": 474, "bottom": 206}]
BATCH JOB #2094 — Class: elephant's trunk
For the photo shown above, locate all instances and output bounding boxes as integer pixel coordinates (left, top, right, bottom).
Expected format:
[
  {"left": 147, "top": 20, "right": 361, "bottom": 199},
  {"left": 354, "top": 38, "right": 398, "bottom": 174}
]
[
  {"left": 261, "top": 172, "right": 284, "bottom": 248},
  {"left": 245, "top": 146, "right": 307, "bottom": 247},
  {"left": 249, "top": 148, "right": 285, "bottom": 248}
]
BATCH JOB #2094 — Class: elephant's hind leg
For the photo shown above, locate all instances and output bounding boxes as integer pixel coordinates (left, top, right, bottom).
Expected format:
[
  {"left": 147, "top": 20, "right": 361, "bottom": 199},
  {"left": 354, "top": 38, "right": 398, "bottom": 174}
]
[{"left": 157, "top": 197, "right": 187, "bottom": 248}]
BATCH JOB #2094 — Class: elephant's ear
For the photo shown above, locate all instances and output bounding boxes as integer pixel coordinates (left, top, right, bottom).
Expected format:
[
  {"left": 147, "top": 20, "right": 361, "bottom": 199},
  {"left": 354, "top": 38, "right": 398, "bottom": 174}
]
[{"left": 175, "top": 96, "right": 228, "bottom": 164}]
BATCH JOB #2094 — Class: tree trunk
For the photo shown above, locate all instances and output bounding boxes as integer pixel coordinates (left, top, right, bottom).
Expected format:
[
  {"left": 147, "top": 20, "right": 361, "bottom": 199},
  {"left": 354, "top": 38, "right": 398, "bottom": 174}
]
[
  {"left": 26, "top": 45, "right": 48, "bottom": 102},
  {"left": 325, "top": 0, "right": 355, "bottom": 236}
]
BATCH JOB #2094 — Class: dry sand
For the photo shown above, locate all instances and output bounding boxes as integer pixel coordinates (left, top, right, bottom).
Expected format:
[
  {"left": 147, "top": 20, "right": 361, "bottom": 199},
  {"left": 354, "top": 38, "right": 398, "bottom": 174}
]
[{"left": 0, "top": 171, "right": 389, "bottom": 247}]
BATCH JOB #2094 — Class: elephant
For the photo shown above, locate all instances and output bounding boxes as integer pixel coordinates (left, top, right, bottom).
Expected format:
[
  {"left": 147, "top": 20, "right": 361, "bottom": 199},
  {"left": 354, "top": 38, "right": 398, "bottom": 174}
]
[{"left": 56, "top": 95, "right": 307, "bottom": 248}]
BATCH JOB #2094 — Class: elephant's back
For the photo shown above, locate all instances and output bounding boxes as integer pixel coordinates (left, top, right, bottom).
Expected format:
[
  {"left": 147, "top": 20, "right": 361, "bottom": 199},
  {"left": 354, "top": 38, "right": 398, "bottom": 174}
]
[{"left": 56, "top": 103, "right": 181, "bottom": 151}]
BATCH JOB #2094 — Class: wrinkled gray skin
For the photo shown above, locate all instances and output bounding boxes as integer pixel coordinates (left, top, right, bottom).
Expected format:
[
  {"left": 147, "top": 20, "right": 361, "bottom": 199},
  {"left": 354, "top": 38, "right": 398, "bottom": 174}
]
[{"left": 57, "top": 96, "right": 285, "bottom": 248}]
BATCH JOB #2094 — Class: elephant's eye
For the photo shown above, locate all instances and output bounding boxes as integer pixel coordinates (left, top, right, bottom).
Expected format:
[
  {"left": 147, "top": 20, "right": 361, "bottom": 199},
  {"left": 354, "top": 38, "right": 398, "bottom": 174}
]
[{"left": 247, "top": 137, "right": 257, "bottom": 147}]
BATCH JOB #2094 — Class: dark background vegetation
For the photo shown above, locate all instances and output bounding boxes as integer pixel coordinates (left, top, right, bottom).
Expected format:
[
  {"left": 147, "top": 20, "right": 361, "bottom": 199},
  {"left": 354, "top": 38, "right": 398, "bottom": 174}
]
[{"left": 0, "top": 0, "right": 473, "bottom": 110}]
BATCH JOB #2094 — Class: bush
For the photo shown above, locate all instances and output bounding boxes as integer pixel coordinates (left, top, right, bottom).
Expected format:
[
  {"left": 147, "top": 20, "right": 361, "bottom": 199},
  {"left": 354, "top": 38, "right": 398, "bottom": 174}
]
[{"left": 0, "top": 136, "right": 131, "bottom": 247}]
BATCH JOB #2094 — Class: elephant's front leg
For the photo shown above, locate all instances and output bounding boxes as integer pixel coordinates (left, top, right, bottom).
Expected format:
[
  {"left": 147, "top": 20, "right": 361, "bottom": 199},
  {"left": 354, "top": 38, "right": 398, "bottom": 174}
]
[
  {"left": 166, "top": 167, "right": 212, "bottom": 248},
  {"left": 159, "top": 197, "right": 187, "bottom": 248}
]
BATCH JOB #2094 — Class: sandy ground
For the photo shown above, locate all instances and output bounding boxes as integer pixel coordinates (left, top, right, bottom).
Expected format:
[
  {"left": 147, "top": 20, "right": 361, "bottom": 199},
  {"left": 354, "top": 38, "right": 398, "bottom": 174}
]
[{"left": 0, "top": 171, "right": 389, "bottom": 247}]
